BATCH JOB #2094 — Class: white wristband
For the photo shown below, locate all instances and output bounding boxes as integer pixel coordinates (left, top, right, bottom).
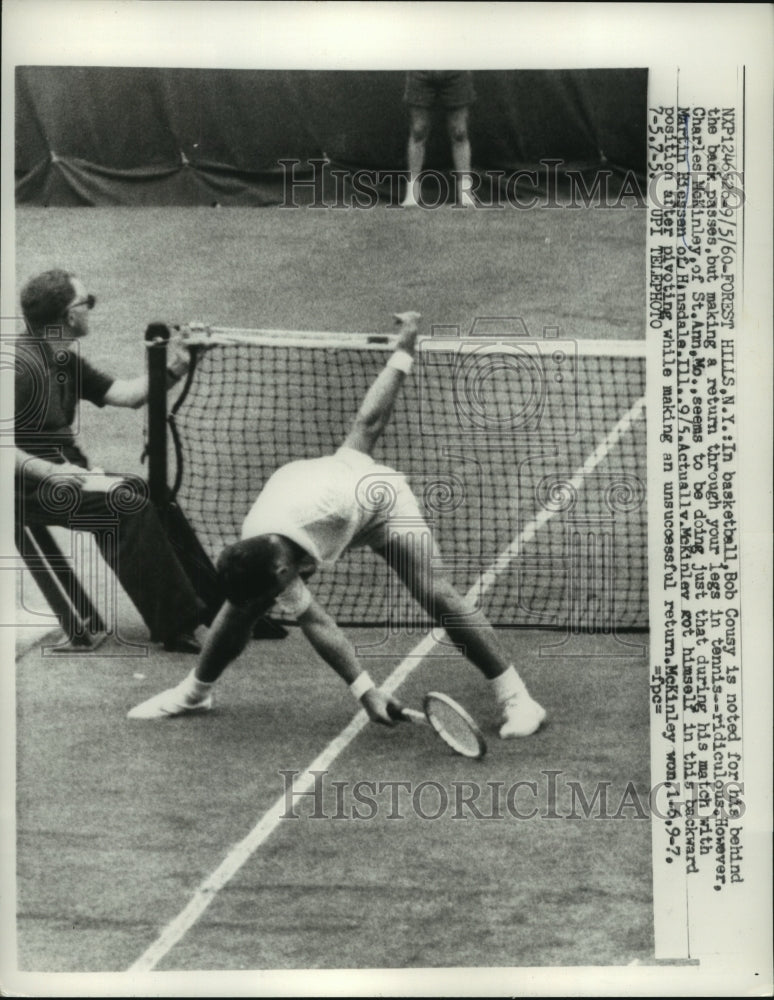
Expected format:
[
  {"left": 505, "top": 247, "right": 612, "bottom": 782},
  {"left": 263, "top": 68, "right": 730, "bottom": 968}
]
[
  {"left": 387, "top": 349, "right": 414, "bottom": 374},
  {"left": 349, "top": 672, "right": 375, "bottom": 701}
]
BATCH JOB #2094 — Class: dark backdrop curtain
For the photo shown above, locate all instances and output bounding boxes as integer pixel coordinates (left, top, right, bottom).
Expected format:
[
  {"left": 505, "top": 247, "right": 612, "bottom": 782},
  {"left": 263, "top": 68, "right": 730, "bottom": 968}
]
[{"left": 16, "top": 67, "right": 647, "bottom": 206}]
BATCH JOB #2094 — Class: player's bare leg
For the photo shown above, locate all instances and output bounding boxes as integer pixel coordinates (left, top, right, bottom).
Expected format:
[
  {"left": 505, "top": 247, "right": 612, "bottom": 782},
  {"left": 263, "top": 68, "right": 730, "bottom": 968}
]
[
  {"left": 403, "top": 107, "right": 431, "bottom": 206},
  {"left": 195, "top": 598, "right": 272, "bottom": 682},
  {"left": 374, "top": 533, "right": 546, "bottom": 737},
  {"left": 375, "top": 534, "right": 510, "bottom": 676}
]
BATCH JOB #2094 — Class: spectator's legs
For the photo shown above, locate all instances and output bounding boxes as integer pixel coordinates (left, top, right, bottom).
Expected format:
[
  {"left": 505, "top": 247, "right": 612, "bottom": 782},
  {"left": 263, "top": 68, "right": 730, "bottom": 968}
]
[
  {"left": 446, "top": 106, "right": 475, "bottom": 205},
  {"left": 403, "top": 106, "right": 432, "bottom": 206}
]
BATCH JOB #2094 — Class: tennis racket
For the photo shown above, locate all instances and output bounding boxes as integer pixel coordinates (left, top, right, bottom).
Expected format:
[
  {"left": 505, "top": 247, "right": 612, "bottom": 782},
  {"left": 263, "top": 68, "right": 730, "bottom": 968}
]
[{"left": 394, "top": 691, "right": 487, "bottom": 759}]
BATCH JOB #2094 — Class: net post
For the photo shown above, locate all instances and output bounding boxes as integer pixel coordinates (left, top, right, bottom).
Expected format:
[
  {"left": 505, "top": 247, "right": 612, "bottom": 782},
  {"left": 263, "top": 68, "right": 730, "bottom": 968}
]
[{"left": 145, "top": 323, "right": 171, "bottom": 517}]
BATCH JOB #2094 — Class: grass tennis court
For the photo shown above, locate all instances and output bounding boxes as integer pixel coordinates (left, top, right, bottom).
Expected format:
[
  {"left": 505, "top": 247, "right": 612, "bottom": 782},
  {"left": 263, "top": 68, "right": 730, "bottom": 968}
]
[
  {"left": 13, "top": 203, "right": 652, "bottom": 973},
  {"left": 18, "top": 627, "right": 651, "bottom": 972}
]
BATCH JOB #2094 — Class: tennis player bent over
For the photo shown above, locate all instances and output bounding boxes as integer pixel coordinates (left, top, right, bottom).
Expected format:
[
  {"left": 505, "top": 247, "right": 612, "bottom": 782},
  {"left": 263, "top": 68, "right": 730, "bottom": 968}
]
[{"left": 129, "top": 312, "right": 546, "bottom": 738}]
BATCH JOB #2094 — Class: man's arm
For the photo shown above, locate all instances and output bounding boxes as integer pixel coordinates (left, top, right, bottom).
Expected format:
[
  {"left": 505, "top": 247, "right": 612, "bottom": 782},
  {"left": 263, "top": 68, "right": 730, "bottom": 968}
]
[
  {"left": 15, "top": 447, "right": 86, "bottom": 486},
  {"left": 296, "top": 597, "right": 404, "bottom": 725},
  {"left": 341, "top": 311, "right": 421, "bottom": 455},
  {"left": 102, "top": 374, "right": 149, "bottom": 409},
  {"left": 101, "top": 337, "right": 191, "bottom": 409}
]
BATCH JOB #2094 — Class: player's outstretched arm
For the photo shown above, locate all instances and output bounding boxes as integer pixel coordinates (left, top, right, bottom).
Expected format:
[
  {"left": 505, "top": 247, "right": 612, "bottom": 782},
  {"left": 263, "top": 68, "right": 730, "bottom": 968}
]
[
  {"left": 341, "top": 311, "right": 421, "bottom": 456},
  {"left": 297, "top": 598, "right": 405, "bottom": 725}
]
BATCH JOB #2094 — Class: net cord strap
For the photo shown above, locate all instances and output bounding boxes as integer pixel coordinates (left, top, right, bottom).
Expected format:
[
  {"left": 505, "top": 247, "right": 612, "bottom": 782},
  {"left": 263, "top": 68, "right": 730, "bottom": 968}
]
[{"left": 178, "top": 324, "right": 646, "bottom": 358}]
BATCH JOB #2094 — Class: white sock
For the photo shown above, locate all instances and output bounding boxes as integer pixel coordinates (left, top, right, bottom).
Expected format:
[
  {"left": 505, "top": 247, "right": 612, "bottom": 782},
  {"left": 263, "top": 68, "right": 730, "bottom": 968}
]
[
  {"left": 489, "top": 666, "right": 527, "bottom": 703},
  {"left": 181, "top": 670, "right": 213, "bottom": 701},
  {"left": 402, "top": 178, "right": 419, "bottom": 202}
]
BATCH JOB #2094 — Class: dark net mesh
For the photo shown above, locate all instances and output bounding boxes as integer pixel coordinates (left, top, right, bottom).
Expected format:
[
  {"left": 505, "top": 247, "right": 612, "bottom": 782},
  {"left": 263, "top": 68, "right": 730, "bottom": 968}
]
[{"left": 168, "top": 334, "right": 647, "bottom": 629}]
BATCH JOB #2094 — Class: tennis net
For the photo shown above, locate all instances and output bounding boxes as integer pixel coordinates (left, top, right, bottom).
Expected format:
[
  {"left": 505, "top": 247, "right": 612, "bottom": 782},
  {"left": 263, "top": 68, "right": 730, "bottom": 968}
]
[{"left": 162, "top": 324, "right": 648, "bottom": 630}]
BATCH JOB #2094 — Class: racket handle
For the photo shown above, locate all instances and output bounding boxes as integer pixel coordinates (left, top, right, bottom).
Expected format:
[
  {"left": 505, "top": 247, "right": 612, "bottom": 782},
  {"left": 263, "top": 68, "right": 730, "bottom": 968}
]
[{"left": 400, "top": 707, "right": 427, "bottom": 724}]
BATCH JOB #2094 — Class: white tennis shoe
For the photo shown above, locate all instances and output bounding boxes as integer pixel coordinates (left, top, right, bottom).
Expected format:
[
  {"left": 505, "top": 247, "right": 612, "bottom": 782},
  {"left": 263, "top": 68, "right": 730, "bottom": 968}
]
[
  {"left": 127, "top": 684, "right": 214, "bottom": 720},
  {"left": 499, "top": 693, "right": 546, "bottom": 738}
]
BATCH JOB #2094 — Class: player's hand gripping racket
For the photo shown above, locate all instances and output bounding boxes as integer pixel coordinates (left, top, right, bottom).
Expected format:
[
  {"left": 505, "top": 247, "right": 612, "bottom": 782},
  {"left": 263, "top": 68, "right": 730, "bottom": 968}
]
[{"left": 391, "top": 692, "right": 487, "bottom": 759}]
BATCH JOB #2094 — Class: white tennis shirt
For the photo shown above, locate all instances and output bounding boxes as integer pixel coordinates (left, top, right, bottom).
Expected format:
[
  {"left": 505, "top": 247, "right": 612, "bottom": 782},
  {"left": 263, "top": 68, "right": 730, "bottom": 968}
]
[
  {"left": 240, "top": 448, "right": 422, "bottom": 616},
  {"left": 241, "top": 448, "right": 392, "bottom": 565}
]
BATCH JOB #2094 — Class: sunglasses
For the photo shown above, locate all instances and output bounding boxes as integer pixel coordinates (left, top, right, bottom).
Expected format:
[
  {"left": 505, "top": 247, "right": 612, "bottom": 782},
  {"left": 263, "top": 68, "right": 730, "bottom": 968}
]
[{"left": 70, "top": 294, "right": 96, "bottom": 310}]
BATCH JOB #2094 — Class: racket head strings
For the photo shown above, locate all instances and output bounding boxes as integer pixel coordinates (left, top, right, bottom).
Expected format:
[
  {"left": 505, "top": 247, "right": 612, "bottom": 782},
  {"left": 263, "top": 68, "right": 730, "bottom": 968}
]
[{"left": 423, "top": 691, "right": 487, "bottom": 759}]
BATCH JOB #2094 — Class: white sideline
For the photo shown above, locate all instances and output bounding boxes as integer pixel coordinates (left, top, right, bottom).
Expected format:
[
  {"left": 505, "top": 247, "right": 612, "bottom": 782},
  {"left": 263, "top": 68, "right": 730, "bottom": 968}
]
[
  {"left": 127, "top": 395, "right": 646, "bottom": 973},
  {"left": 126, "top": 633, "right": 437, "bottom": 974}
]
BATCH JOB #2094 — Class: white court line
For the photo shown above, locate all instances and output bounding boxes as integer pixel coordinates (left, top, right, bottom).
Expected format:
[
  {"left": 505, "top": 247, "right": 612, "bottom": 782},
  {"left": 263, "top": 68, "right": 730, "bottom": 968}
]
[
  {"left": 127, "top": 396, "right": 646, "bottom": 973},
  {"left": 127, "top": 632, "right": 437, "bottom": 974}
]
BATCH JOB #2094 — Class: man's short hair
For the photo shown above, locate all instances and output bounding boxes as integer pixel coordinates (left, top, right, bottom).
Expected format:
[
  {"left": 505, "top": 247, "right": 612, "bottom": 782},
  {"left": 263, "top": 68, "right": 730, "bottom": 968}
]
[
  {"left": 216, "top": 534, "right": 298, "bottom": 606},
  {"left": 20, "top": 270, "right": 76, "bottom": 331}
]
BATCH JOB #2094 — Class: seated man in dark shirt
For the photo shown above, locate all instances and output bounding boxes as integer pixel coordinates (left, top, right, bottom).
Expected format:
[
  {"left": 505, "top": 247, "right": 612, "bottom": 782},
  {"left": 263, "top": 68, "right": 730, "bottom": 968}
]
[{"left": 14, "top": 268, "right": 205, "bottom": 652}]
